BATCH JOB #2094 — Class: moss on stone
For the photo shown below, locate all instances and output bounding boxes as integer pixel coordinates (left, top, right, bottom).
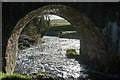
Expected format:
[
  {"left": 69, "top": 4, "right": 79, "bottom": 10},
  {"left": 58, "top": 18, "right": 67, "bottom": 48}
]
[
  {"left": 65, "top": 49, "right": 79, "bottom": 60},
  {"left": 30, "top": 72, "right": 55, "bottom": 80},
  {"left": 0, "top": 72, "right": 32, "bottom": 80},
  {"left": 37, "top": 73, "right": 55, "bottom": 80},
  {"left": 18, "top": 43, "right": 26, "bottom": 50},
  {"left": 0, "top": 72, "right": 55, "bottom": 80},
  {"left": 65, "top": 49, "right": 79, "bottom": 55}
]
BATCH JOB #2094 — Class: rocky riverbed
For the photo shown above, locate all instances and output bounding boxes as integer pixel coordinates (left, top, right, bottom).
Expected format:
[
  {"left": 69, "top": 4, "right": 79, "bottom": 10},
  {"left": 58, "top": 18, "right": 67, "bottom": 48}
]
[{"left": 14, "top": 36, "right": 88, "bottom": 80}]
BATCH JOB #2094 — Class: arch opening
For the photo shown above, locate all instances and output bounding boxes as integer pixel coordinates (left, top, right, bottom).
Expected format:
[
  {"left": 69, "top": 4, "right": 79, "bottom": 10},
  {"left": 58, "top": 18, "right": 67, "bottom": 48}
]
[
  {"left": 5, "top": 5, "right": 107, "bottom": 75},
  {"left": 14, "top": 14, "right": 83, "bottom": 79}
]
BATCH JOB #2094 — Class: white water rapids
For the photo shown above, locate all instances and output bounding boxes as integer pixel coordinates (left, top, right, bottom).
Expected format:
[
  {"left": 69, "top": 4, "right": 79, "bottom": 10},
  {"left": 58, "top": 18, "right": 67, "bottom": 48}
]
[{"left": 14, "top": 36, "right": 88, "bottom": 79}]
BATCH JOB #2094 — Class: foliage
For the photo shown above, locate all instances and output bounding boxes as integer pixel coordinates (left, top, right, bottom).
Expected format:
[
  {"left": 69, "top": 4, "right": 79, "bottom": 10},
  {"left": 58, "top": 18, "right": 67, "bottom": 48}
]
[
  {"left": 30, "top": 73, "right": 55, "bottom": 80},
  {"left": 18, "top": 15, "right": 50, "bottom": 50},
  {"left": 0, "top": 72, "right": 32, "bottom": 80},
  {"left": 18, "top": 43, "right": 28, "bottom": 50},
  {"left": 0, "top": 72, "right": 5, "bottom": 80},
  {"left": 26, "top": 15, "right": 51, "bottom": 36},
  {"left": 0, "top": 72, "right": 55, "bottom": 80},
  {"left": 58, "top": 30, "right": 76, "bottom": 38},
  {"left": 45, "top": 25, "right": 76, "bottom": 36},
  {"left": 65, "top": 49, "right": 79, "bottom": 60},
  {"left": 49, "top": 25, "right": 75, "bottom": 31},
  {"left": 65, "top": 49, "right": 79, "bottom": 56},
  {"left": 35, "top": 16, "right": 51, "bottom": 33},
  {"left": 22, "top": 15, "right": 51, "bottom": 38}
]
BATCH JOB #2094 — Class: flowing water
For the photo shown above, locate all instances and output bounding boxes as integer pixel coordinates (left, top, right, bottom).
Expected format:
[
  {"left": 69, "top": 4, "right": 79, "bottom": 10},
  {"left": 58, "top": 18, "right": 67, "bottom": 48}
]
[
  {"left": 14, "top": 36, "right": 89, "bottom": 80},
  {"left": 14, "top": 36, "right": 120, "bottom": 80}
]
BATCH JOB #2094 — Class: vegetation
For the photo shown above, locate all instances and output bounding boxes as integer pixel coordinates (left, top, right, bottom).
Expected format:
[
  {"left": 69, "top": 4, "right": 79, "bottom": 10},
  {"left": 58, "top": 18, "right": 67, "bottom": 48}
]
[
  {"left": 45, "top": 25, "right": 76, "bottom": 36},
  {"left": 18, "top": 15, "right": 50, "bottom": 50},
  {"left": 48, "top": 25, "right": 75, "bottom": 31},
  {"left": 58, "top": 30, "right": 76, "bottom": 38},
  {"left": 30, "top": 73, "right": 55, "bottom": 80},
  {"left": 66, "top": 49, "right": 79, "bottom": 55},
  {"left": 0, "top": 72, "right": 31, "bottom": 80},
  {"left": 18, "top": 16, "right": 77, "bottom": 50},
  {"left": 18, "top": 43, "right": 26, "bottom": 50},
  {"left": 0, "top": 72, "right": 55, "bottom": 80},
  {"left": 50, "top": 19, "right": 70, "bottom": 26},
  {"left": 65, "top": 49, "right": 79, "bottom": 59},
  {"left": 23, "top": 15, "right": 51, "bottom": 36}
]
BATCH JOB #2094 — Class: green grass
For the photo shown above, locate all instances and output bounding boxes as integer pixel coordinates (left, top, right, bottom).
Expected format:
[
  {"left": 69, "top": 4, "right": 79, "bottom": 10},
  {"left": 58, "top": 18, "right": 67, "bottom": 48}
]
[
  {"left": 0, "top": 72, "right": 32, "bottom": 80},
  {"left": 61, "top": 31, "right": 76, "bottom": 34},
  {"left": 65, "top": 49, "right": 79, "bottom": 60},
  {"left": 49, "top": 25, "right": 76, "bottom": 31},
  {"left": 0, "top": 72, "right": 55, "bottom": 80},
  {"left": 36, "top": 73, "right": 55, "bottom": 80},
  {"left": 18, "top": 43, "right": 28, "bottom": 50},
  {"left": 65, "top": 49, "right": 79, "bottom": 55},
  {"left": 45, "top": 25, "right": 76, "bottom": 36},
  {"left": 50, "top": 19, "right": 70, "bottom": 26}
]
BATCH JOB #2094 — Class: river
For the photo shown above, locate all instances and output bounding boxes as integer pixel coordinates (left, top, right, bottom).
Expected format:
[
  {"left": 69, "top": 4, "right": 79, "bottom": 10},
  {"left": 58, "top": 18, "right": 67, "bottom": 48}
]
[
  {"left": 14, "top": 36, "right": 120, "bottom": 80},
  {"left": 14, "top": 36, "right": 89, "bottom": 80}
]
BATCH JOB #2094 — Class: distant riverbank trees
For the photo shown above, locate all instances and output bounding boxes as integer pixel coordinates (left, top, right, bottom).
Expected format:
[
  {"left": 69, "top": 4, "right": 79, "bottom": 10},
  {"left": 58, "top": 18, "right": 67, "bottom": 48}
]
[{"left": 18, "top": 15, "right": 51, "bottom": 50}]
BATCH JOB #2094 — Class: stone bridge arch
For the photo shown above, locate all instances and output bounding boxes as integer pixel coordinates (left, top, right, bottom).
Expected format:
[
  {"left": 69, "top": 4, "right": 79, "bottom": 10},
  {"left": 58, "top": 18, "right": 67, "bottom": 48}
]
[{"left": 5, "top": 5, "right": 108, "bottom": 74}]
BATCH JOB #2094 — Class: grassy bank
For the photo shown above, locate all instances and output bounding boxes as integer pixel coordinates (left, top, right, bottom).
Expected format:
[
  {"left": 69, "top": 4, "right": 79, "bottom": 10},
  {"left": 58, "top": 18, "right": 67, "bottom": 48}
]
[
  {"left": 0, "top": 72, "right": 55, "bottom": 80},
  {"left": 45, "top": 25, "right": 79, "bottom": 39},
  {"left": 48, "top": 25, "right": 76, "bottom": 31},
  {"left": 50, "top": 19, "right": 70, "bottom": 26}
]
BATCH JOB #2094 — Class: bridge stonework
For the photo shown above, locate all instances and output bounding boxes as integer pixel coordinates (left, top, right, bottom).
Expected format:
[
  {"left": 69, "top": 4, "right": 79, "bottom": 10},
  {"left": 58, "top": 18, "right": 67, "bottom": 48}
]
[{"left": 2, "top": 3, "right": 120, "bottom": 74}]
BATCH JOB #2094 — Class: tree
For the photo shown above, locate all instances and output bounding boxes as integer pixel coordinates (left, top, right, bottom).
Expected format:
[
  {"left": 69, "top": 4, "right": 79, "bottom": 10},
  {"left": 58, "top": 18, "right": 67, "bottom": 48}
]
[{"left": 19, "top": 15, "right": 51, "bottom": 50}]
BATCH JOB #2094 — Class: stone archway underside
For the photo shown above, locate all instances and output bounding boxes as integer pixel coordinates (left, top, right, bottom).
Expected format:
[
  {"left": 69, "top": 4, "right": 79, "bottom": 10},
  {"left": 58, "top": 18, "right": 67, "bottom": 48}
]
[{"left": 5, "top": 5, "right": 109, "bottom": 74}]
